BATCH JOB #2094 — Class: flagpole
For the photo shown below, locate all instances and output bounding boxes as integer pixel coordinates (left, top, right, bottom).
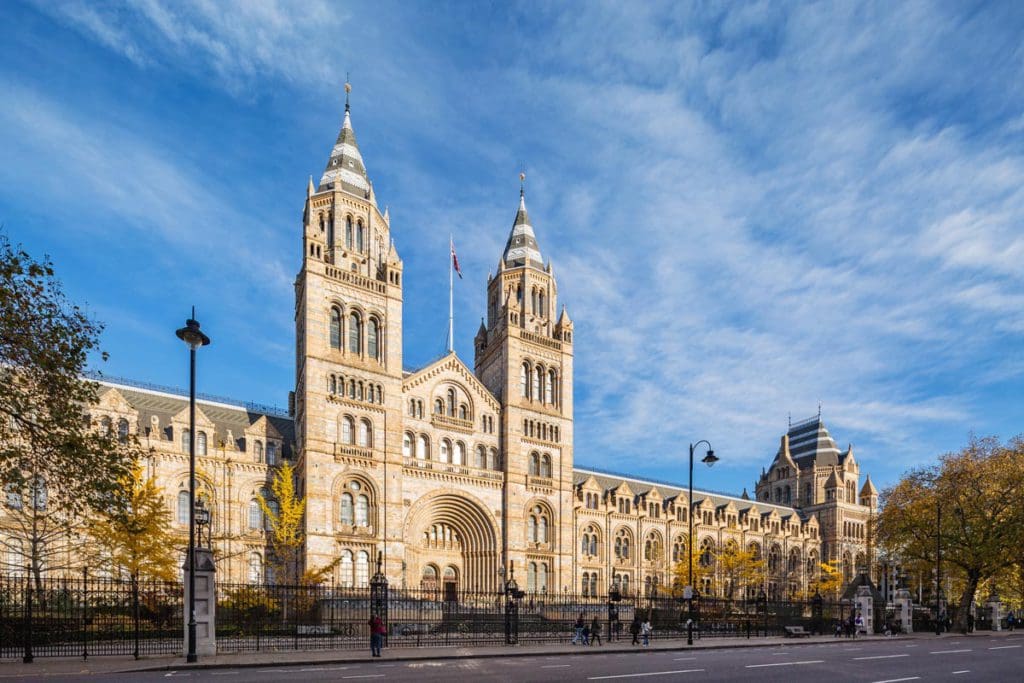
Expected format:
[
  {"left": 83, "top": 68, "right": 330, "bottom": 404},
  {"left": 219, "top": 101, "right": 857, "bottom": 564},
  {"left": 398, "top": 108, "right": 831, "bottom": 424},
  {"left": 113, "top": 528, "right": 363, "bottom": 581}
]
[{"left": 448, "top": 234, "right": 454, "bottom": 353}]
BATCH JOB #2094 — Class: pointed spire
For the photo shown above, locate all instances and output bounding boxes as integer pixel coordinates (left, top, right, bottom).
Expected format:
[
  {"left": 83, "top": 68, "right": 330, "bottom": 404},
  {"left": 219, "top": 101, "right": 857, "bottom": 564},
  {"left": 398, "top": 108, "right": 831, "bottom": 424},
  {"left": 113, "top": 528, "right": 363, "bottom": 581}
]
[
  {"left": 860, "top": 475, "right": 878, "bottom": 497},
  {"left": 502, "top": 173, "right": 544, "bottom": 269},
  {"left": 318, "top": 79, "right": 371, "bottom": 196},
  {"left": 307, "top": 176, "right": 315, "bottom": 197},
  {"left": 741, "top": 488, "right": 750, "bottom": 500}
]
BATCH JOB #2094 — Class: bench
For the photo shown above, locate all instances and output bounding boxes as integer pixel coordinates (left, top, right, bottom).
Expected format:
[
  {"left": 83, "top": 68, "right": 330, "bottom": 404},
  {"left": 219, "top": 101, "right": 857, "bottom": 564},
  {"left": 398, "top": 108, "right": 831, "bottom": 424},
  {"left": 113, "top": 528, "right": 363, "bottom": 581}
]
[{"left": 784, "top": 625, "right": 811, "bottom": 638}]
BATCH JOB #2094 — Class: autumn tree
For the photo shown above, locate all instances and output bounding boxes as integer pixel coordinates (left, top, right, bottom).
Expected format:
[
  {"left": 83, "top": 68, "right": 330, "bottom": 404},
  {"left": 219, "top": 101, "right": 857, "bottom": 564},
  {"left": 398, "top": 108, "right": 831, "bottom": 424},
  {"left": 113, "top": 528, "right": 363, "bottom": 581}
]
[
  {"left": 0, "top": 234, "right": 135, "bottom": 584},
  {"left": 670, "top": 534, "right": 714, "bottom": 598},
  {"left": 716, "top": 544, "right": 766, "bottom": 601},
  {"left": 87, "top": 465, "right": 178, "bottom": 584},
  {"left": 814, "top": 560, "right": 844, "bottom": 600},
  {"left": 876, "top": 436, "right": 1024, "bottom": 632},
  {"left": 258, "top": 461, "right": 308, "bottom": 584}
]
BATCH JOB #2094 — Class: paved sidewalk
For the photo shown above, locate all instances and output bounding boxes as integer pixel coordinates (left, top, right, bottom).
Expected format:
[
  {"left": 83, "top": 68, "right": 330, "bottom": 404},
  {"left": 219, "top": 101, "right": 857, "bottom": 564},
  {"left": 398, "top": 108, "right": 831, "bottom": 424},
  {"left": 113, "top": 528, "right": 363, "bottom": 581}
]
[{"left": 3, "top": 630, "right": 1020, "bottom": 678}]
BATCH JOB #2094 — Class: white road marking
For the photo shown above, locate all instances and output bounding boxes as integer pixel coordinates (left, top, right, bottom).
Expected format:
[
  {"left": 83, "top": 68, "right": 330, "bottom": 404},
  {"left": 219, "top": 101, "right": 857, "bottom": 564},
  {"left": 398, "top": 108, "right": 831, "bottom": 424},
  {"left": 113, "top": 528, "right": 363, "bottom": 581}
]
[
  {"left": 771, "top": 651, "right": 792, "bottom": 655},
  {"left": 211, "top": 674, "right": 240, "bottom": 677},
  {"left": 842, "top": 647, "right": 863, "bottom": 651},
  {"left": 342, "top": 676, "right": 385, "bottom": 680},
  {"left": 853, "top": 654, "right": 910, "bottom": 660},
  {"left": 673, "top": 657, "right": 697, "bottom": 661},
  {"left": 588, "top": 671, "right": 703, "bottom": 680},
  {"left": 989, "top": 645, "right": 1021, "bottom": 650},
  {"left": 930, "top": 649, "right": 971, "bottom": 654},
  {"left": 543, "top": 665, "right": 571, "bottom": 668},
  {"left": 903, "top": 644, "right": 918, "bottom": 647},
  {"left": 952, "top": 671, "right": 970, "bottom": 675},
  {"left": 745, "top": 660, "right": 824, "bottom": 668},
  {"left": 870, "top": 678, "right": 919, "bottom": 683}
]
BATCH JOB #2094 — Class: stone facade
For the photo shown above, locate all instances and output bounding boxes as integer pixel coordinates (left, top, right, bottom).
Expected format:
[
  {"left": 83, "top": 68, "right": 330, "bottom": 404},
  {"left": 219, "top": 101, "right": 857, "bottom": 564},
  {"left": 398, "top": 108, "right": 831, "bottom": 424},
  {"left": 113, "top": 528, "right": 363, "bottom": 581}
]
[{"left": 0, "top": 95, "right": 876, "bottom": 598}]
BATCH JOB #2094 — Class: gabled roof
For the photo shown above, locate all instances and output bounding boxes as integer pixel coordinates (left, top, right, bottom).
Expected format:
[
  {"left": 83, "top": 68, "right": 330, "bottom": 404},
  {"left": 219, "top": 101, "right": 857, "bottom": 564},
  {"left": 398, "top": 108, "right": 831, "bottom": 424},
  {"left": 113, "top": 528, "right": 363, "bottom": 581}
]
[
  {"left": 787, "top": 415, "right": 843, "bottom": 466},
  {"left": 401, "top": 351, "right": 501, "bottom": 411}
]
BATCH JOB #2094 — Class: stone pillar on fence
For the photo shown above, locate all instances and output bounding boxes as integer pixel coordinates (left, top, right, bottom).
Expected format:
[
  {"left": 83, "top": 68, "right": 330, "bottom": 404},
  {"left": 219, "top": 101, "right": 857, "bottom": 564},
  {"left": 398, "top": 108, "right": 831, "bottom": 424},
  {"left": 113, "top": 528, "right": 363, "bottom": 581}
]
[
  {"left": 894, "top": 589, "right": 913, "bottom": 633},
  {"left": 986, "top": 591, "right": 1002, "bottom": 632},
  {"left": 183, "top": 549, "right": 217, "bottom": 657},
  {"left": 855, "top": 585, "right": 873, "bottom": 635}
]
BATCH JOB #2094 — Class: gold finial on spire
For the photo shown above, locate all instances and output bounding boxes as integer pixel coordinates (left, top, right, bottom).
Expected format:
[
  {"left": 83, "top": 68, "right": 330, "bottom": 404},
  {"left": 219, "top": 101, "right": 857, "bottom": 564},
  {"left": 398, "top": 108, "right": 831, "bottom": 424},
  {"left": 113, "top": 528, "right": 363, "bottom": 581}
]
[
  {"left": 344, "top": 74, "right": 351, "bottom": 111},
  {"left": 519, "top": 171, "right": 526, "bottom": 197}
]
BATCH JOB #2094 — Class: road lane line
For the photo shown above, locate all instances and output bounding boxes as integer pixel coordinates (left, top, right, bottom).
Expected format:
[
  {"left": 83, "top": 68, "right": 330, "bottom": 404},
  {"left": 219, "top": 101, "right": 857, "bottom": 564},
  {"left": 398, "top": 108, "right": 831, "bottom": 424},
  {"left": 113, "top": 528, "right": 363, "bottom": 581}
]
[
  {"left": 342, "top": 676, "right": 385, "bottom": 680},
  {"left": 853, "top": 654, "right": 910, "bottom": 660},
  {"left": 543, "top": 665, "right": 571, "bottom": 668},
  {"left": 673, "top": 657, "right": 696, "bottom": 661},
  {"left": 952, "top": 671, "right": 970, "bottom": 675},
  {"left": 870, "top": 678, "right": 919, "bottom": 683},
  {"left": 930, "top": 648, "right": 971, "bottom": 654},
  {"left": 588, "top": 670, "right": 704, "bottom": 679},
  {"left": 989, "top": 645, "right": 1021, "bottom": 650},
  {"left": 745, "top": 660, "right": 824, "bottom": 668}
]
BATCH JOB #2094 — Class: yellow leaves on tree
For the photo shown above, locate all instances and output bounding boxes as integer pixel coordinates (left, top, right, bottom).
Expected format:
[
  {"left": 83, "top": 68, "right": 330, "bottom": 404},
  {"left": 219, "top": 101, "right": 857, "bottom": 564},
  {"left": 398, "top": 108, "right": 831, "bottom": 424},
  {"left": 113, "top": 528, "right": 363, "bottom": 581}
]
[
  {"left": 258, "top": 461, "right": 306, "bottom": 584},
  {"left": 669, "top": 533, "right": 714, "bottom": 597},
  {"left": 715, "top": 545, "right": 767, "bottom": 600},
  {"left": 815, "top": 560, "right": 844, "bottom": 600},
  {"left": 88, "top": 465, "right": 178, "bottom": 583}
]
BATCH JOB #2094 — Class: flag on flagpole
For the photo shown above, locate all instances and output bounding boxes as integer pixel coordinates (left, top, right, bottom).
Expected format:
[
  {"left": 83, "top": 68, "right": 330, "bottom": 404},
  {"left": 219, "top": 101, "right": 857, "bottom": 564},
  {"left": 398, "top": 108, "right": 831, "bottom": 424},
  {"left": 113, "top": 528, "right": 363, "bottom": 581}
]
[{"left": 451, "top": 238, "right": 463, "bottom": 279}]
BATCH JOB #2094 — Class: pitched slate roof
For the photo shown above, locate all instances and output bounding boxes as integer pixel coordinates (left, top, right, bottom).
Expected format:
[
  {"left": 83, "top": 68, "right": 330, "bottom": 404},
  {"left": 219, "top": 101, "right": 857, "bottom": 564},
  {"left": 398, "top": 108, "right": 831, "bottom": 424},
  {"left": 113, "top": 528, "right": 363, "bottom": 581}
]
[
  {"left": 97, "top": 380, "right": 294, "bottom": 458},
  {"left": 502, "top": 190, "right": 545, "bottom": 270},
  {"left": 318, "top": 98, "right": 371, "bottom": 197},
  {"left": 787, "top": 415, "right": 845, "bottom": 466},
  {"left": 573, "top": 467, "right": 809, "bottom": 521}
]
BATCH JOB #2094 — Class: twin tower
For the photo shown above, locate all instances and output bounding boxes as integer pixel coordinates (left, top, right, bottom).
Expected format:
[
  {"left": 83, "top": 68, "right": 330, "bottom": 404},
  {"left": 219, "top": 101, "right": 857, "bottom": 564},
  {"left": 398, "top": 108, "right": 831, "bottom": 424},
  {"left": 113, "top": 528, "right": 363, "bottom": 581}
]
[{"left": 294, "top": 90, "right": 575, "bottom": 593}]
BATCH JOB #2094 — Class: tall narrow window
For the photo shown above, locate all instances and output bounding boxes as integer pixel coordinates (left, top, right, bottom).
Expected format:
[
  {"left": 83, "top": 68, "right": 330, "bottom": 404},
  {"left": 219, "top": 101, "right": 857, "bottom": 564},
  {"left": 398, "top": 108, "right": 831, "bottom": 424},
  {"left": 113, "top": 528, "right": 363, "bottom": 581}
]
[
  {"left": 538, "top": 515, "right": 548, "bottom": 543},
  {"left": 355, "top": 494, "right": 369, "bottom": 526},
  {"left": 345, "top": 217, "right": 353, "bottom": 248},
  {"left": 367, "top": 318, "right": 379, "bottom": 360},
  {"left": 529, "top": 452, "right": 539, "bottom": 476},
  {"left": 417, "top": 434, "right": 429, "bottom": 460},
  {"left": 248, "top": 499, "right": 262, "bottom": 530},
  {"left": 254, "top": 441, "right": 263, "bottom": 463},
  {"left": 348, "top": 312, "right": 362, "bottom": 354},
  {"left": 537, "top": 563, "right": 548, "bottom": 593},
  {"left": 446, "top": 389, "right": 456, "bottom": 417},
  {"left": 177, "top": 491, "right": 190, "bottom": 525},
  {"left": 248, "top": 553, "right": 262, "bottom": 584},
  {"left": 340, "top": 493, "right": 354, "bottom": 525},
  {"left": 539, "top": 291, "right": 546, "bottom": 317},
  {"left": 403, "top": 433, "right": 413, "bottom": 458},
  {"left": 546, "top": 370, "right": 555, "bottom": 404},
  {"left": 342, "top": 416, "right": 354, "bottom": 445},
  {"left": 520, "top": 363, "right": 529, "bottom": 397},
  {"left": 266, "top": 442, "right": 277, "bottom": 465},
  {"left": 440, "top": 440, "right": 450, "bottom": 463},
  {"left": 265, "top": 500, "right": 279, "bottom": 530},
  {"left": 181, "top": 428, "right": 190, "bottom": 453},
  {"left": 117, "top": 419, "right": 129, "bottom": 443},
  {"left": 527, "top": 562, "right": 537, "bottom": 593},
  {"left": 355, "top": 550, "right": 369, "bottom": 586},
  {"left": 475, "top": 446, "right": 486, "bottom": 469},
  {"left": 340, "top": 550, "right": 353, "bottom": 587},
  {"left": 453, "top": 442, "right": 465, "bottom": 466},
  {"left": 197, "top": 431, "right": 208, "bottom": 456},
  {"left": 330, "top": 307, "right": 342, "bottom": 349},
  {"left": 356, "top": 221, "right": 365, "bottom": 252},
  {"left": 358, "top": 419, "right": 371, "bottom": 448},
  {"left": 540, "top": 454, "right": 551, "bottom": 478},
  {"left": 533, "top": 366, "right": 542, "bottom": 399},
  {"left": 5, "top": 483, "right": 21, "bottom": 510}
]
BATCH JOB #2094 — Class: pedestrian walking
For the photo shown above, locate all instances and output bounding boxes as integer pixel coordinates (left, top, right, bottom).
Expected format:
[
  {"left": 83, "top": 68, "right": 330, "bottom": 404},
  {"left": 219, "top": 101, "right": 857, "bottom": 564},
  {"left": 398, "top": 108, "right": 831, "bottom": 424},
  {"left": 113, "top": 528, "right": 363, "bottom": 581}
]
[
  {"left": 629, "top": 617, "right": 641, "bottom": 645},
  {"left": 368, "top": 614, "right": 385, "bottom": 657},
  {"left": 573, "top": 614, "right": 585, "bottom": 644},
  {"left": 853, "top": 612, "right": 863, "bottom": 639},
  {"left": 641, "top": 618, "right": 653, "bottom": 647},
  {"left": 590, "top": 617, "right": 603, "bottom": 645}
]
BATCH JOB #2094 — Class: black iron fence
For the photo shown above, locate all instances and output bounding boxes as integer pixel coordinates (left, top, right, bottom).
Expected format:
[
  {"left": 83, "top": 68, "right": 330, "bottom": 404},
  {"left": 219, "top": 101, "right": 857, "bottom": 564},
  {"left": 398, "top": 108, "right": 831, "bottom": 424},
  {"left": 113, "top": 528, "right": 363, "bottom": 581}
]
[
  {"left": 216, "top": 583, "right": 850, "bottom": 652},
  {"left": 0, "top": 574, "right": 183, "bottom": 661},
  {"left": 1, "top": 574, "right": 856, "bottom": 659}
]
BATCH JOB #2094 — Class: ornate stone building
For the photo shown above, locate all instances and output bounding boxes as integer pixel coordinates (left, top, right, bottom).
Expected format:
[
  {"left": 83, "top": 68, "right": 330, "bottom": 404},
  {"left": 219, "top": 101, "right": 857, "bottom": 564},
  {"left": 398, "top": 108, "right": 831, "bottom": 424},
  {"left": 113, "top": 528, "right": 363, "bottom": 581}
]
[{"left": 1, "top": 94, "right": 877, "bottom": 598}]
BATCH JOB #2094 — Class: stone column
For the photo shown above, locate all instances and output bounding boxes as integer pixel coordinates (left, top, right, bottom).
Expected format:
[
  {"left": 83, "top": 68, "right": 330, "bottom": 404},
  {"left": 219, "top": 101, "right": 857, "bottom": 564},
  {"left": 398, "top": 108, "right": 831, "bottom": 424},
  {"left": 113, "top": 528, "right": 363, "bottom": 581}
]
[
  {"left": 183, "top": 549, "right": 217, "bottom": 657},
  {"left": 894, "top": 589, "right": 913, "bottom": 633},
  {"left": 986, "top": 592, "right": 1002, "bottom": 632},
  {"left": 855, "top": 585, "right": 873, "bottom": 635}
]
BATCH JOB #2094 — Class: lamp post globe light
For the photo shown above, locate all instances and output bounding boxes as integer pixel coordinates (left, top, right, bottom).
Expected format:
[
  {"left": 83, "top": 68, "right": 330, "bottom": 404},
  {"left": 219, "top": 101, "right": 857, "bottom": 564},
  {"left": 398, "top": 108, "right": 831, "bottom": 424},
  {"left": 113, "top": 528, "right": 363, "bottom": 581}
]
[
  {"left": 687, "top": 440, "right": 717, "bottom": 646},
  {"left": 175, "top": 309, "right": 210, "bottom": 664}
]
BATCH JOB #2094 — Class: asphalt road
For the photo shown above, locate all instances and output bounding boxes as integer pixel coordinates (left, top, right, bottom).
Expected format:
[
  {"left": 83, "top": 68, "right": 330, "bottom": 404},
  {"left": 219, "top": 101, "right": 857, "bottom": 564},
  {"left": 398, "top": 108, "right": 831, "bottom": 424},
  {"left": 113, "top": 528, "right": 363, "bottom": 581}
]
[{"left": 7, "top": 635, "right": 1024, "bottom": 682}]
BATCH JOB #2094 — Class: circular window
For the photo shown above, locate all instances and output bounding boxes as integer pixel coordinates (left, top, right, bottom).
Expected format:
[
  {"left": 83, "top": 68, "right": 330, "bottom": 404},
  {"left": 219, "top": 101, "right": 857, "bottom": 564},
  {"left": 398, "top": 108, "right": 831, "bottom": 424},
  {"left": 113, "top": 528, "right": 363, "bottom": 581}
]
[{"left": 350, "top": 481, "right": 361, "bottom": 491}]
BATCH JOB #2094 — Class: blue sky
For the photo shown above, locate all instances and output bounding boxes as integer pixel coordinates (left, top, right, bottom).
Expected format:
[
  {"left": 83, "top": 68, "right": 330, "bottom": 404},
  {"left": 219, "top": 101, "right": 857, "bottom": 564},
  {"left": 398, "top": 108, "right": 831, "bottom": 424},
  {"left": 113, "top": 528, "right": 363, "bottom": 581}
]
[{"left": 1, "top": 1, "right": 1022, "bottom": 496}]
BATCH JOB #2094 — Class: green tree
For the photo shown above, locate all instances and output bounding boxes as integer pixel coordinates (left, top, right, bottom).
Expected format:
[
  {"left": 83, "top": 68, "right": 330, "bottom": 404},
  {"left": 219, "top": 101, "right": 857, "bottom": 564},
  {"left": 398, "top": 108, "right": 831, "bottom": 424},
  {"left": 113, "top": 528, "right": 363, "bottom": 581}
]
[
  {"left": 0, "top": 234, "right": 134, "bottom": 584},
  {"left": 87, "top": 465, "right": 178, "bottom": 584},
  {"left": 876, "top": 436, "right": 1024, "bottom": 632}
]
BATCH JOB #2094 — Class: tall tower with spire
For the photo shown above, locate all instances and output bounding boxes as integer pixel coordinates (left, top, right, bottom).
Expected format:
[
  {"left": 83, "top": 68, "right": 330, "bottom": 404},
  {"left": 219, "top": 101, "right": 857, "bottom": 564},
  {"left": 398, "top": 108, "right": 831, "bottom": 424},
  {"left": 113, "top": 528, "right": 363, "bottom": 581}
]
[
  {"left": 475, "top": 179, "right": 575, "bottom": 590},
  {"left": 294, "top": 82, "right": 406, "bottom": 576}
]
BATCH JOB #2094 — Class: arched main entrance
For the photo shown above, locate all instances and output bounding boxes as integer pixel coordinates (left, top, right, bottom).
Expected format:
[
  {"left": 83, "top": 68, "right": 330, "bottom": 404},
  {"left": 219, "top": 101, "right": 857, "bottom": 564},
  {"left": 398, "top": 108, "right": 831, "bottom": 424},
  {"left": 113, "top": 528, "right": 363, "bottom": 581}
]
[{"left": 405, "top": 491, "right": 501, "bottom": 594}]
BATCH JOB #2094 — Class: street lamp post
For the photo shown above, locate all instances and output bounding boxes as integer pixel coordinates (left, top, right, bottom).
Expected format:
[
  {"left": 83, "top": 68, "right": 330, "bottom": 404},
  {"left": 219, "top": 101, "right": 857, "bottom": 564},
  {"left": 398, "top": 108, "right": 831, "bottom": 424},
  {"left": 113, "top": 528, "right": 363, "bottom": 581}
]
[
  {"left": 935, "top": 502, "right": 942, "bottom": 636},
  {"left": 176, "top": 309, "right": 210, "bottom": 663},
  {"left": 687, "top": 440, "right": 718, "bottom": 645}
]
